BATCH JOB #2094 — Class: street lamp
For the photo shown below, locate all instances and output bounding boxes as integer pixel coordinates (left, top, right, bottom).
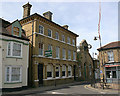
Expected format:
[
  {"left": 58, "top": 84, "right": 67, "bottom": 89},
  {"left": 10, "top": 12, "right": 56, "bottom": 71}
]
[{"left": 94, "top": 36, "right": 105, "bottom": 89}]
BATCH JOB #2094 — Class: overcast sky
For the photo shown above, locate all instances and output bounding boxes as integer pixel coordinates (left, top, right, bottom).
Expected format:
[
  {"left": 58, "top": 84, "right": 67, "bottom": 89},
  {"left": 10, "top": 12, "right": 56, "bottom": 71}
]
[{"left": 1, "top": 1, "right": 118, "bottom": 58}]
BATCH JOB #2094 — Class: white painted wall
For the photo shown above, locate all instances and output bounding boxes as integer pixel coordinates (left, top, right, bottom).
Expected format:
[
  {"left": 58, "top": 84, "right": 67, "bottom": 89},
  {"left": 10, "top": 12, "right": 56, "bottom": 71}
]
[
  {"left": 0, "top": 35, "right": 2, "bottom": 90},
  {"left": 2, "top": 35, "right": 29, "bottom": 88}
]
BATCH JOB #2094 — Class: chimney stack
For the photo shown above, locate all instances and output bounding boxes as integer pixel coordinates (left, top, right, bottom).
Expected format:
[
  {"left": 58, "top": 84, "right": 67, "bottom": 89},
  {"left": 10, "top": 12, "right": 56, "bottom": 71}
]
[
  {"left": 62, "top": 25, "right": 69, "bottom": 29},
  {"left": 43, "top": 11, "right": 53, "bottom": 21},
  {"left": 23, "top": 2, "right": 32, "bottom": 18}
]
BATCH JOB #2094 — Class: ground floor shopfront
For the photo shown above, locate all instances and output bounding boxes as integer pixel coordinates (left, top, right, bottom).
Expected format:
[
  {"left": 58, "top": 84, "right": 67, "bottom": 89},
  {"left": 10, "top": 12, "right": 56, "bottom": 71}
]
[
  {"left": 105, "top": 62, "right": 120, "bottom": 83},
  {"left": 29, "top": 56, "right": 77, "bottom": 87}
]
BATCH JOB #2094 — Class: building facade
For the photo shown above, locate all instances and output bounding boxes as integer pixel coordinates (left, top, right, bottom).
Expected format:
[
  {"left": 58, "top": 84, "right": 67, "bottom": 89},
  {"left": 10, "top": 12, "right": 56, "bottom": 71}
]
[
  {"left": 20, "top": 3, "right": 79, "bottom": 87},
  {"left": 0, "top": 19, "right": 29, "bottom": 89},
  {"left": 98, "top": 41, "right": 120, "bottom": 84},
  {"left": 77, "top": 40, "right": 94, "bottom": 81}
]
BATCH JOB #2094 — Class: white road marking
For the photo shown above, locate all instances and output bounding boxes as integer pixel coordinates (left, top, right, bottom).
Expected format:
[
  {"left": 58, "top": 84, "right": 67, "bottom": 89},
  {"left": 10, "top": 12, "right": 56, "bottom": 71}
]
[{"left": 51, "top": 91, "right": 65, "bottom": 94}]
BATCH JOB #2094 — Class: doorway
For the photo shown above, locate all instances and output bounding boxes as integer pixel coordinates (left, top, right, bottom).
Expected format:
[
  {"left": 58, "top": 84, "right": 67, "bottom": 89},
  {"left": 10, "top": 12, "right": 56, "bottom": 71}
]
[{"left": 38, "top": 64, "right": 43, "bottom": 86}]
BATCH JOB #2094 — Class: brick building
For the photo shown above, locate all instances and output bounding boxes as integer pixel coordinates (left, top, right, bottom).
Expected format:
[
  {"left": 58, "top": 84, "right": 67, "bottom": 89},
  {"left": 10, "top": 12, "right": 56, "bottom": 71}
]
[
  {"left": 20, "top": 2, "right": 79, "bottom": 87},
  {"left": 77, "top": 40, "right": 94, "bottom": 81},
  {"left": 98, "top": 41, "right": 120, "bottom": 89}
]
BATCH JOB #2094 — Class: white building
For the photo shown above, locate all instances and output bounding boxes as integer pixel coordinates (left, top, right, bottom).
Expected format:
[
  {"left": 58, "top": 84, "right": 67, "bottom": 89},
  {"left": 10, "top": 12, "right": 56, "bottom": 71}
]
[{"left": 0, "top": 18, "right": 29, "bottom": 89}]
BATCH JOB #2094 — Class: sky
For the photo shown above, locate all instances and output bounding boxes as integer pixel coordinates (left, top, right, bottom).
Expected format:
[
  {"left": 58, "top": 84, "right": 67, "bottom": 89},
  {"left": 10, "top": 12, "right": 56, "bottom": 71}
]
[{"left": 0, "top": 1, "right": 118, "bottom": 58}]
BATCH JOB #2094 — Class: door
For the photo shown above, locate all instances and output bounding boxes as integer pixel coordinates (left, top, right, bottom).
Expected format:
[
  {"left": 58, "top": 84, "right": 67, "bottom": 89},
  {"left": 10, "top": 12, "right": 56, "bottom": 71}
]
[{"left": 38, "top": 64, "right": 43, "bottom": 86}]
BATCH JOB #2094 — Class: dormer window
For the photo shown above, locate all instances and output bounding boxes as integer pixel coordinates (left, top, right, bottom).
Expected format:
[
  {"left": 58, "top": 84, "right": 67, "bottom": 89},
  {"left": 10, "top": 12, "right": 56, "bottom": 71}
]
[{"left": 13, "top": 27, "right": 19, "bottom": 36}]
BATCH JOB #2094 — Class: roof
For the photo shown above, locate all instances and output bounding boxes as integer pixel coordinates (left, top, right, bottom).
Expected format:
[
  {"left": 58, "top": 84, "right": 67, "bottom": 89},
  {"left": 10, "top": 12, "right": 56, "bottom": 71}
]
[
  {"left": 97, "top": 41, "right": 120, "bottom": 51},
  {"left": 0, "top": 18, "right": 11, "bottom": 28},
  {"left": 0, "top": 18, "right": 29, "bottom": 41},
  {"left": 20, "top": 13, "right": 79, "bottom": 37}
]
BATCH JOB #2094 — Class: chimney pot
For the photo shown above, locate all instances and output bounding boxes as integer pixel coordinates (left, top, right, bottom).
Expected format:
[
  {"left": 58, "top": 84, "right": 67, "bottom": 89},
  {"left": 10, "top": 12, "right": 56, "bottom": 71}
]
[
  {"left": 23, "top": 2, "right": 32, "bottom": 18},
  {"left": 62, "top": 25, "right": 69, "bottom": 29},
  {"left": 43, "top": 11, "right": 53, "bottom": 21}
]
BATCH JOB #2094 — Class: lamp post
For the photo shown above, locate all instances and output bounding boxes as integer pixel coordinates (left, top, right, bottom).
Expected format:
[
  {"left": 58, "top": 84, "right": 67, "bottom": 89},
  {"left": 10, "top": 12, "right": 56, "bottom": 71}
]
[{"left": 94, "top": 36, "right": 104, "bottom": 89}]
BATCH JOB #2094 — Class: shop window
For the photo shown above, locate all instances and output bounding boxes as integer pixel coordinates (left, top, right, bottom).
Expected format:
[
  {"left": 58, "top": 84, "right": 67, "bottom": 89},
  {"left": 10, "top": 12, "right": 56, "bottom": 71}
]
[
  {"left": 112, "top": 71, "right": 117, "bottom": 78},
  {"left": 68, "top": 65, "right": 72, "bottom": 77},
  {"left": 47, "top": 65, "right": 53, "bottom": 78},
  {"left": 62, "top": 65, "right": 66, "bottom": 77},
  {"left": 55, "top": 66, "right": 60, "bottom": 78}
]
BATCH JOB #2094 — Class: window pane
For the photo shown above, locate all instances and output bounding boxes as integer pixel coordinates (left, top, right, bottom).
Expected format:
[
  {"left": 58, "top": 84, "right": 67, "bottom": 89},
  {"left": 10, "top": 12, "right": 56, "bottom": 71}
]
[
  {"left": 55, "top": 32, "right": 59, "bottom": 39},
  {"left": 8, "top": 42, "right": 11, "bottom": 56},
  {"left": 56, "top": 47, "right": 59, "bottom": 58},
  {"left": 48, "top": 29, "right": 52, "bottom": 37},
  {"left": 11, "top": 67, "right": 21, "bottom": 82},
  {"left": 39, "top": 25, "right": 44, "bottom": 34},
  {"left": 13, "top": 43, "right": 21, "bottom": 56},
  {"left": 62, "top": 48, "right": 66, "bottom": 59},
  {"left": 6, "top": 67, "right": 10, "bottom": 81},
  {"left": 62, "top": 35, "right": 65, "bottom": 42},
  {"left": 39, "top": 43, "right": 43, "bottom": 56},
  {"left": 112, "top": 71, "right": 116, "bottom": 78}
]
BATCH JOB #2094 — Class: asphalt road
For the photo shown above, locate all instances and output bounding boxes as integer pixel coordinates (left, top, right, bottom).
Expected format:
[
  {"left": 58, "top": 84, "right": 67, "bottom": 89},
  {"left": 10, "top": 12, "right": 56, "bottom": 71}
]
[{"left": 25, "top": 83, "right": 119, "bottom": 95}]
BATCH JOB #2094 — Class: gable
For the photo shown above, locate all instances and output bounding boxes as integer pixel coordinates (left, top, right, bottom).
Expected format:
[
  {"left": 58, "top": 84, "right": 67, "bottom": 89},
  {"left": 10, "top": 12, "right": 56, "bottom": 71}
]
[{"left": 12, "top": 20, "right": 22, "bottom": 37}]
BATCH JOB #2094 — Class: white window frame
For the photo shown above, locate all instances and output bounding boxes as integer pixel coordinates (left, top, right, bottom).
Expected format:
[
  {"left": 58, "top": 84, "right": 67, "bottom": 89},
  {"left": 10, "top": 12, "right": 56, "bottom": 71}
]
[
  {"left": 48, "top": 29, "right": 52, "bottom": 37},
  {"left": 39, "top": 24, "right": 44, "bottom": 34},
  {"left": 56, "top": 46, "right": 60, "bottom": 59},
  {"left": 62, "top": 35, "right": 65, "bottom": 42},
  {"left": 67, "top": 37, "right": 70, "bottom": 44},
  {"left": 47, "top": 65, "right": 53, "bottom": 79},
  {"left": 62, "top": 65, "right": 66, "bottom": 77},
  {"left": 73, "top": 51, "right": 76, "bottom": 61},
  {"left": 72, "top": 39, "right": 75, "bottom": 46},
  {"left": 107, "top": 51, "right": 114, "bottom": 62},
  {"left": 48, "top": 44, "right": 52, "bottom": 57},
  {"left": 7, "top": 42, "right": 22, "bottom": 58},
  {"left": 55, "top": 32, "right": 59, "bottom": 40},
  {"left": 68, "top": 65, "right": 72, "bottom": 77},
  {"left": 68, "top": 50, "right": 71, "bottom": 60},
  {"left": 55, "top": 65, "right": 60, "bottom": 78},
  {"left": 5, "top": 66, "right": 22, "bottom": 83},
  {"left": 62, "top": 48, "right": 66, "bottom": 60},
  {"left": 38, "top": 43, "right": 44, "bottom": 56}
]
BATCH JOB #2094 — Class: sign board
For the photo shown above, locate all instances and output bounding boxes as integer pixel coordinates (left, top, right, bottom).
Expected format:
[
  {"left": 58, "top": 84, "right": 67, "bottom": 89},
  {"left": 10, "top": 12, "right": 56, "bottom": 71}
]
[{"left": 45, "top": 50, "right": 52, "bottom": 57}]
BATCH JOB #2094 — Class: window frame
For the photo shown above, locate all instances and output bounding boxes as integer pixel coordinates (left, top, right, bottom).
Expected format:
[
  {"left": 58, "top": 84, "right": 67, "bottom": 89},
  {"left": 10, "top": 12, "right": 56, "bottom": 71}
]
[
  {"left": 72, "top": 39, "right": 75, "bottom": 46},
  {"left": 62, "top": 48, "right": 66, "bottom": 60},
  {"left": 55, "top": 32, "right": 59, "bottom": 40},
  {"left": 7, "top": 42, "right": 22, "bottom": 58},
  {"left": 48, "top": 29, "right": 52, "bottom": 37},
  {"left": 39, "top": 24, "right": 44, "bottom": 34},
  {"left": 62, "top": 35, "right": 65, "bottom": 42},
  {"left": 62, "top": 65, "right": 66, "bottom": 77},
  {"left": 68, "top": 50, "right": 71, "bottom": 60},
  {"left": 5, "top": 66, "right": 22, "bottom": 83},
  {"left": 38, "top": 43, "right": 44, "bottom": 56},
  {"left": 56, "top": 46, "right": 60, "bottom": 59},
  {"left": 67, "top": 37, "right": 70, "bottom": 44},
  {"left": 47, "top": 65, "right": 53, "bottom": 79},
  {"left": 68, "top": 65, "right": 72, "bottom": 77},
  {"left": 73, "top": 51, "right": 76, "bottom": 61},
  {"left": 107, "top": 51, "right": 114, "bottom": 62},
  {"left": 55, "top": 65, "right": 60, "bottom": 78}
]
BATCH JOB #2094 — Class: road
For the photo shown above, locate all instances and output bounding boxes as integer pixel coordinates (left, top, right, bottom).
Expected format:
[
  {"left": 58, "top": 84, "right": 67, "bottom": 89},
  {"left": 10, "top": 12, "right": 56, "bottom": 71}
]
[{"left": 25, "top": 83, "right": 118, "bottom": 95}]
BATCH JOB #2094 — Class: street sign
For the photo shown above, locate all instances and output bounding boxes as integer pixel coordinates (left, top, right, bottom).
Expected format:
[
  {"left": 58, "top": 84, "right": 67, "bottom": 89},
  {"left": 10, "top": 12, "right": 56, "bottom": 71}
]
[{"left": 45, "top": 50, "right": 52, "bottom": 57}]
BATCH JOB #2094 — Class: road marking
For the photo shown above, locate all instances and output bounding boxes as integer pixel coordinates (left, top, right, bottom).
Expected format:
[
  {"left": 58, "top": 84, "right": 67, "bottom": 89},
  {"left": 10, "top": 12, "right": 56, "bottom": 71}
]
[{"left": 51, "top": 91, "right": 65, "bottom": 94}]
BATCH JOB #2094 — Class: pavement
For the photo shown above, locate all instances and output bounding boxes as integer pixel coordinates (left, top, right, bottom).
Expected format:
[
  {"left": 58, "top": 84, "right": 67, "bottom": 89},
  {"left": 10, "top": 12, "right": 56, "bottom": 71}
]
[
  {"left": 85, "top": 84, "right": 119, "bottom": 94},
  {"left": 1, "top": 81, "right": 119, "bottom": 95}
]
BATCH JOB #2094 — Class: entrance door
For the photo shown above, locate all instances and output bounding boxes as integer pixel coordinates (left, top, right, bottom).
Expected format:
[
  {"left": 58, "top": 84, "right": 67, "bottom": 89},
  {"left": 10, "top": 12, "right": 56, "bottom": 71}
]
[{"left": 38, "top": 64, "right": 43, "bottom": 86}]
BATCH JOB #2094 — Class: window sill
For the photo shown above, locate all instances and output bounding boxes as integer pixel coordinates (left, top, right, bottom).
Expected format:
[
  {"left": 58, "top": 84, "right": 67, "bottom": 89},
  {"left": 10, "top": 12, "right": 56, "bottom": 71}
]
[
  {"left": 6, "top": 56, "right": 22, "bottom": 59},
  {"left": 4, "top": 82, "right": 22, "bottom": 84}
]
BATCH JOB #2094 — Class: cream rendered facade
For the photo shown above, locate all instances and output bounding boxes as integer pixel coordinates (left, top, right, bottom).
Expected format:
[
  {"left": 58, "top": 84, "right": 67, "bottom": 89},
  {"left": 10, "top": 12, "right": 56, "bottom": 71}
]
[{"left": 1, "top": 35, "right": 29, "bottom": 88}]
